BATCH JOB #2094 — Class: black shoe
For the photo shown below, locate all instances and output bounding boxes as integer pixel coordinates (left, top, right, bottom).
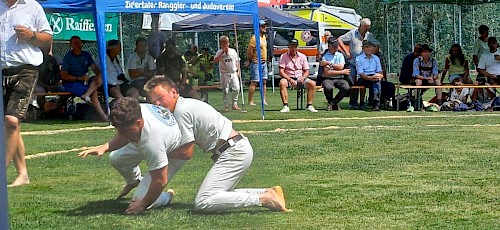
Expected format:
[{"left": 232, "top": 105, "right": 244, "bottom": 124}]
[{"left": 332, "top": 104, "right": 341, "bottom": 111}]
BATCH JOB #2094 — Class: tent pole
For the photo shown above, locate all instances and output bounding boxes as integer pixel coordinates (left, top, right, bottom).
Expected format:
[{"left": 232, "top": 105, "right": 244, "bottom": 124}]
[
  {"left": 453, "top": 4, "right": 457, "bottom": 43},
  {"left": 398, "top": 0, "right": 402, "bottom": 71},
  {"left": 459, "top": 5, "right": 462, "bottom": 46},
  {"left": 233, "top": 16, "right": 247, "bottom": 112},
  {"left": 0, "top": 76, "right": 9, "bottom": 230},
  {"left": 433, "top": 4, "right": 437, "bottom": 52},
  {"left": 385, "top": 4, "right": 391, "bottom": 74},
  {"left": 119, "top": 13, "right": 125, "bottom": 69},
  {"left": 410, "top": 4, "right": 414, "bottom": 50}
]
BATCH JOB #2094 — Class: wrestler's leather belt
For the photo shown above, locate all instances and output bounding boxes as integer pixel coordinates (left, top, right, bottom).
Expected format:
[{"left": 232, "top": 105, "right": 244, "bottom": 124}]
[{"left": 214, "top": 134, "right": 243, "bottom": 154}]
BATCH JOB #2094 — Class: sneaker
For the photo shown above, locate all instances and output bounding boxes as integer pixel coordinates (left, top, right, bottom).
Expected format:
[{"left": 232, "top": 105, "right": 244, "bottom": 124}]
[
  {"left": 359, "top": 103, "right": 366, "bottom": 111},
  {"left": 406, "top": 105, "right": 414, "bottom": 112},
  {"left": 280, "top": 105, "right": 290, "bottom": 113},
  {"left": 306, "top": 105, "right": 318, "bottom": 112},
  {"left": 373, "top": 106, "right": 380, "bottom": 111},
  {"left": 349, "top": 102, "right": 359, "bottom": 110}
]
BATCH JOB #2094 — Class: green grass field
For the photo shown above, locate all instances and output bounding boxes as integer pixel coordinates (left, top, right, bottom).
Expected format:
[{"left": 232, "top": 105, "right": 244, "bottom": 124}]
[{"left": 6, "top": 90, "right": 500, "bottom": 229}]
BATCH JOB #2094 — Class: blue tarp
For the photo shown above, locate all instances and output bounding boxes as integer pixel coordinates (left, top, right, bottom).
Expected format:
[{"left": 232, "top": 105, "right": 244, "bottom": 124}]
[
  {"left": 36, "top": 0, "right": 266, "bottom": 119},
  {"left": 172, "top": 6, "right": 318, "bottom": 32}
]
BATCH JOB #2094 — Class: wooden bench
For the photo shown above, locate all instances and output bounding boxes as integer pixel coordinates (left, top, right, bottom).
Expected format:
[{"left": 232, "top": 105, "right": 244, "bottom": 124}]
[
  {"left": 297, "top": 85, "right": 365, "bottom": 110},
  {"left": 397, "top": 84, "right": 500, "bottom": 111},
  {"left": 193, "top": 85, "right": 221, "bottom": 103}
]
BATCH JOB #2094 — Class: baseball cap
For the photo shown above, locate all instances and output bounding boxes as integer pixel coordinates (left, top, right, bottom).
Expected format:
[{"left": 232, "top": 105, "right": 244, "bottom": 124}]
[
  {"left": 259, "top": 20, "right": 268, "bottom": 26},
  {"left": 327, "top": 37, "right": 339, "bottom": 47},
  {"left": 289, "top": 39, "right": 299, "bottom": 46}
]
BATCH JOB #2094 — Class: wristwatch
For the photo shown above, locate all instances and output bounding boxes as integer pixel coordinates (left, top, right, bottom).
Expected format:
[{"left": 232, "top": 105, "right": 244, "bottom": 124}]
[{"left": 29, "top": 31, "right": 36, "bottom": 41}]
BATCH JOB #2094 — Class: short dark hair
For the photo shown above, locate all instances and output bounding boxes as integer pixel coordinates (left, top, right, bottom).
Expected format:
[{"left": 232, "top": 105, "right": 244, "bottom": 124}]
[
  {"left": 69, "top": 36, "right": 81, "bottom": 43},
  {"left": 144, "top": 75, "right": 178, "bottom": 93},
  {"left": 488, "top": 36, "right": 497, "bottom": 44},
  {"left": 136, "top": 37, "right": 147, "bottom": 46},
  {"left": 478, "top": 25, "right": 489, "bottom": 34},
  {"left": 109, "top": 97, "right": 142, "bottom": 128}
]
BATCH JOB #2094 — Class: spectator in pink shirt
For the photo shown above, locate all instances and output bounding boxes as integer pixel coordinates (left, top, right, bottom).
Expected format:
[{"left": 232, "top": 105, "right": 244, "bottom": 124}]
[{"left": 278, "top": 39, "right": 318, "bottom": 112}]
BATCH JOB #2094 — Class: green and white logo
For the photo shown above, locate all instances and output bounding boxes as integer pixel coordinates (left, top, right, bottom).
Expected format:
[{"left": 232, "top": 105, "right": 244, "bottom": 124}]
[{"left": 47, "top": 13, "right": 119, "bottom": 41}]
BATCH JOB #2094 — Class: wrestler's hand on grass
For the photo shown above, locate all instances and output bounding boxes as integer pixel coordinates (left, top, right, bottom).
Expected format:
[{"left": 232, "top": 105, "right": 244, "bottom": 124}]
[
  {"left": 78, "top": 145, "right": 107, "bottom": 158},
  {"left": 125, "top": 199, "right": 146, "bottom": 215}
]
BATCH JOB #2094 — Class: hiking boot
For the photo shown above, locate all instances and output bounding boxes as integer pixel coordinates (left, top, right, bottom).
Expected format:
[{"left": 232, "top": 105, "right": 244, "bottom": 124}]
[
  {"left": 280, "top": 105, "right": 290, "bottom": 113},
  {"left": 306, "top": 105, "right": 318, "bottom": 112}
]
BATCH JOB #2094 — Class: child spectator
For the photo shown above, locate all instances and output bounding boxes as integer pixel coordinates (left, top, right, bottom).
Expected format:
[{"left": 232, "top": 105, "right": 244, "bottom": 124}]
[{"left": 214, "top": 36, "right": 241, "bottom": 111}]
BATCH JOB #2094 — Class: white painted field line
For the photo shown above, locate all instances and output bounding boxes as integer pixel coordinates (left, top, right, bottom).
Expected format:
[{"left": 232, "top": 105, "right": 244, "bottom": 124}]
[
  {"left": 27, "top": 123, "right": 500, "bottom": 159},
  {"left": 233, "top": 113, "right": 500, "bottom": 123},
  {"left": 26, "top": 146, "right": 98, "bottom": 160},
  {"left": 22, "top": 125, "right": 114, "bottom": 136}
]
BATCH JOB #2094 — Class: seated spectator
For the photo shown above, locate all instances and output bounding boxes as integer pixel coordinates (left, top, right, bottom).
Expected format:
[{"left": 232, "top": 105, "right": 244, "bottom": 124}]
[
  {"left": 320, "top": 37, "right": 350, "bottom": 111},
  {"left": 441, "top": 44, "right": 472, "bottom": 84},
  {"left": 96, "top": 39, "right": 128, "bottom": 99},
  {"left": 126, "top": 37, "right": 156, "bottom": 98},
  {"left": 278, "top": 39, "right": 318, "bottom": 113},
  {"left": 33, "top": 42, "right": 64, "bottom": 111},
  {"left": 413, "top": 44, "right": 443, "bottom": 105},
  {"left": 157, "top": 38, "right": 198, "bottom": 98},
  {"left": 471, "top": 89, "right": 496, "bottom": 111},
  {"left": 355, "top": 40, "right": 383, "bottom": 111},
  {"left": 449, "top": 76, "right": 470, "bottom": 103},
  {"left": 184, "top": 45, "right": 202, "bottom": 86},
  {"left": 214, "top": 36, "right": 240, "bottom": 111},
  {"left": 199, "top": 47, "right": 214, "bottom": 85},
  {"left": 60, "top": 36, "right": 107, "bottom": 121},
  {"left": 400, "top": 44, "right": 422, "bottom": 85},
  {"left": 477, "top": 37, "right": 500, "bottom": 85}
]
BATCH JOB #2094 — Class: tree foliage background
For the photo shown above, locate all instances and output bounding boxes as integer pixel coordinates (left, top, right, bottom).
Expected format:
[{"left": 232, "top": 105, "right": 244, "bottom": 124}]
[{"left": 323, "top": 0, "right": 500, "bottom": 75}]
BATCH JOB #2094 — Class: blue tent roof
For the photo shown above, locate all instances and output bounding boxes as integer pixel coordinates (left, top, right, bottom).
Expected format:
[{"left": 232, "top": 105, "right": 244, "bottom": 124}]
[{"left": 173, "top": 7, "right": 318, "bottom": 32}]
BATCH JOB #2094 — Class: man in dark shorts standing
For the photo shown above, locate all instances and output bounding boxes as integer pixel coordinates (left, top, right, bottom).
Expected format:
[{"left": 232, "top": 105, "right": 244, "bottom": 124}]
[{"left": 1, "top": 0, "right": 53, "bottom": 187}]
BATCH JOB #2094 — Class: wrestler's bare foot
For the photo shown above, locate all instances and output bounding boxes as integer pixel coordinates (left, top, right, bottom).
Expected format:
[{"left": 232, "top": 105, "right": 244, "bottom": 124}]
[
  {"left": 259, "top": 189, "right": 287, "bottom": 212},
  {"left": 272, "top": 186, "right": 287, "bottom": 209},
  {"left": 8, "top": 175, "right": 29, "bottom": 187},
  {"left": 117, "top": 179, "right": 140, "bottom": 199}
]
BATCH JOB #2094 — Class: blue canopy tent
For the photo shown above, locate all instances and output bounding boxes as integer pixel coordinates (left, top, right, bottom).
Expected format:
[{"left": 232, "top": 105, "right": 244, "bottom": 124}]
[
  {"left": 172, "top": 6, "right": 318, "bottom": 32},
  {"left": 1, "top": 0, "right": 263, "bottom": 228}
]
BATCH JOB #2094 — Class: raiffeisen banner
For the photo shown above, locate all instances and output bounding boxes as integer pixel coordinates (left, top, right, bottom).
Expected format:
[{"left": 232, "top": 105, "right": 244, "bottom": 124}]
[{"left": 46, "top": 13, "right": 119, "bottom": 41}]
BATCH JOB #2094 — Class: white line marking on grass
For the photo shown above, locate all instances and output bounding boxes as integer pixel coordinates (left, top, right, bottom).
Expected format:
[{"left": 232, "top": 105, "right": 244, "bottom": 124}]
[
  {"left": 27, "top": 123, "right": 499, "bottom": 159},
  {"left": 233, "top": 113, "right": 500, "bottom": 123},
  {"left": 22, "top": 125, "right": 114, "bottom": 135},
  {"left": 26, "top": 146, "right": 98, "bottom": 160}
]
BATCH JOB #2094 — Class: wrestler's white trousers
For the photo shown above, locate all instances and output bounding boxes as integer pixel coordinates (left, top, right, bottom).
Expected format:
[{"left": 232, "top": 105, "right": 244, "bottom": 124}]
[
  {"left": 194, "top": 136, "right": 266, "bottom": 212},
  {"left": 109, "top": 143, "right": 186, "bottom": 209}
]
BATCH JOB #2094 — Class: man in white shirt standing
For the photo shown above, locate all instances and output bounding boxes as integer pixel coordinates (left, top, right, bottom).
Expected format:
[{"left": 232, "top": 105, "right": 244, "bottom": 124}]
[
  {"left": 214, "top": 36, "right": 240, "bottom": 111},
  {"left": 1, "top": 0, "right": 53, "bottom": 187}
]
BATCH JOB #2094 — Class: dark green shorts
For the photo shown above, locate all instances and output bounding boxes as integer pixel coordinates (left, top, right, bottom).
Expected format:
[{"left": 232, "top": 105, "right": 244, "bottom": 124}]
[{"left": 2, "top": 65, "right": 39, "bottom": 119}]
